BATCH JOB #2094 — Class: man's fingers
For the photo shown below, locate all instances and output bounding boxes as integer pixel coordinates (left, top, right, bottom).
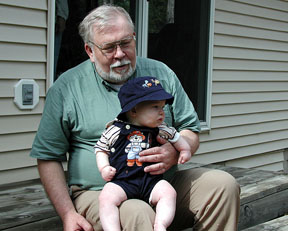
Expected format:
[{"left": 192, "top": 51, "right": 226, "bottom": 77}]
[
  {"left": 144, "top": 168, "right": 165, "bottom": 175},
  {"left": 140, "top": 146, "right": 160, "bottom": 156},
  {"left": 78, "top": 216, "right": 93, "bottom": 231},
  {"left": 144, "top": 163, "right": 165, "bottom": 174},
  {"left": 139, "top": 153, "right": 163, "bottom": 163}
]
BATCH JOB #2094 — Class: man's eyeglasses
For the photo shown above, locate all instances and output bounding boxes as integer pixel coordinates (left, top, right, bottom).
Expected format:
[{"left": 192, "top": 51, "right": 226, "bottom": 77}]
[{"left": 89, "top": 35, "right": 135, "bottom": 57}]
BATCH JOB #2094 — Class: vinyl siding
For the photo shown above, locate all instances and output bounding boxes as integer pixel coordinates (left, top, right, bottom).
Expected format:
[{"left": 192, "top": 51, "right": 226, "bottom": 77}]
[
  {"left": 194, "top": 0, "right": 288, "bottom": 171},
  {"left": 1, "top": 0, "right": 288, "bottom": 184},
  {"left": 0, "top": 0, "right": 48, "bottom": 184}
]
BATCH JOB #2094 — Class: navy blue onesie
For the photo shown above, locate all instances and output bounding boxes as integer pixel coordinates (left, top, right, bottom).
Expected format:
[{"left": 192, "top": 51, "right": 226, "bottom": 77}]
[{"left": 109, "top": 121, "right": 162, "bottom": 203}]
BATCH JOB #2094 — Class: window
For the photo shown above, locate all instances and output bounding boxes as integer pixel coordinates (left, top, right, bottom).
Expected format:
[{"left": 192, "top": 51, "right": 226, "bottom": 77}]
[
  {"left": 147, "top": 0, "right": 213, "bottom": 126},
  {"left": 52, "top": 0, "right": 213, "bottom": 128},
  {"left": 53, "top": 0, "right": 137, "bottom": 81}
]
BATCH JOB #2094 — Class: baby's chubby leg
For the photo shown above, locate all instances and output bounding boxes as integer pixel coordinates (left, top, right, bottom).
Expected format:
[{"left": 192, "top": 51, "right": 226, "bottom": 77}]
[
  {"left": 99, "top": 182, "right": 127, "bottom": 231},
  {"left": 150, "top": 180, "right": 177, "bottom": 231}
]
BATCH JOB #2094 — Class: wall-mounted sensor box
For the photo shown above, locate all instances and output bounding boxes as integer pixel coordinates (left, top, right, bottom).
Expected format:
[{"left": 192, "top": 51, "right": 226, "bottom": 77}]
[
  {"left": 22, "top": 84, "right": 34, "bottom": 105},
  {"left": 14, "top": 79, "right": 39, "bottom": 109}
]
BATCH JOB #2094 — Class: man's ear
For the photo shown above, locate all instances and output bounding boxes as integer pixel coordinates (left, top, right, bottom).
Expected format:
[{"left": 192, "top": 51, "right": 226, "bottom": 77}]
[{"left": 85, "top": 44, "right": 95, "bottom": 62}]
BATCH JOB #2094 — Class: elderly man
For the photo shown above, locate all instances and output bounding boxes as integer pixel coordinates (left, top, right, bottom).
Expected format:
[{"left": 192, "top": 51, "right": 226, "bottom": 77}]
[{"left": 31, "top": 4, "right": 240, "bottom": 231}]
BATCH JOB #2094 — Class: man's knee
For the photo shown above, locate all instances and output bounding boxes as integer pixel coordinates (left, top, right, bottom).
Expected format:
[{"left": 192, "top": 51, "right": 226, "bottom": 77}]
[
  {"left": 72, "top": 189, "right": 102, "bottom": 230},
  {"left": 119, "top": 199, "right": 155, "bottom": 231},
  {"left": 204, "top": 169, "right": 240, "bottom": 197}
]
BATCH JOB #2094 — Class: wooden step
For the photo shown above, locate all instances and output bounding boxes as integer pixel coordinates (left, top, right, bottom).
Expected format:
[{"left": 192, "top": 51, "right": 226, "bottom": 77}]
[
  {"left": 178, "top": 163, "right": 288, "bottom": 230},
  {"left": 0, "top": 180, "right": 61, "bottom": 231},
  {"left": 1, "top": 163, "right": 288, "bottom": 230},
  {"left": 242, "top": 215, "right": 288, "bottom": 231}
]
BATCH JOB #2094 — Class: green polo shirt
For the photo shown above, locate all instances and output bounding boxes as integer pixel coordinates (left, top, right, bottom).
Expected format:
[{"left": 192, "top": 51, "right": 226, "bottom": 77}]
[{"left": 30, "top": 57, "right": 200, "bottom": 190}]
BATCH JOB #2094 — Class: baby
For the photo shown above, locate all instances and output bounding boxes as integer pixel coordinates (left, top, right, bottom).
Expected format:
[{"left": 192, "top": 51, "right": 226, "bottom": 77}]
[{"left": 94, "top": 76, "right": 192, "bottom": 231}]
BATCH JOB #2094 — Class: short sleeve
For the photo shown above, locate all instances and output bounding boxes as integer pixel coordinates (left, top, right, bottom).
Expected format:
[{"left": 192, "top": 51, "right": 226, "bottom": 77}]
[
  {"left": 30, "top": 85, "right": 70, "bottom": 161},
  {"left": 94, "top": 124, "right": 121, "bottom": 154}
]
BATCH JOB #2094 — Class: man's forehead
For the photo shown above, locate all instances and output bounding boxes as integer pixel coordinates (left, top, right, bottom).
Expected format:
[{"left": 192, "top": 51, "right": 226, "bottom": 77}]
[{"left": 91, "top": 18, "right": 133, "bottom": 42}]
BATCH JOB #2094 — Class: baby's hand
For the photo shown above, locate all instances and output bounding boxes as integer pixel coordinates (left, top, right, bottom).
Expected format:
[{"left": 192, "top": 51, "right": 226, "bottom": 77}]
[
  {"left": 101, "top": 166, "right": 116, "bottom": 181},
  {"left": 178, "top": 151, "right": 191, "bottom": 164}
]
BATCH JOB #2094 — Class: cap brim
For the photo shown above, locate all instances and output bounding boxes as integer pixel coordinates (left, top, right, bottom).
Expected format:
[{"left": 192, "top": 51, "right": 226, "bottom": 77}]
[{"left": 117, "top": 90, "right": 174, "bottom": 119}]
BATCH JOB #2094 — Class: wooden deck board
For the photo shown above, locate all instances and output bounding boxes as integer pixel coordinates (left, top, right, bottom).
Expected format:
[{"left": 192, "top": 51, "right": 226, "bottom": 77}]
[
  {"left": 3, "top": 217, "right": 62, "bottom": 231},
  {"left": 1, "top": 163, "right": 288, "bottom": 230},
  {"left": 0, "top": 180, "right": 59, "bottom": 230},
  {"left": 179, "top": 163, "right": 288, "bottom": 230},
  {"left": 242, "top": 215, "right": 288, "bottom": 231}
]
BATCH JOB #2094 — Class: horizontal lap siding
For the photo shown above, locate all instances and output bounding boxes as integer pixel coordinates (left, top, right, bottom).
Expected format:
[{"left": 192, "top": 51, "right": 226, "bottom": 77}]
[
  {"left": 225, "top": 150, "right": 285, "bottom": 171},
  {"left": 195, "top": 0, "right": 288, "bottom": 171},
  {"left": 0, "top": 80, "right": 46, "bottom": 97},
  {"left": 0, "top": 0, "right": 48, "bottom": 184},
  {"left": 0, "top": 115, "right": 42, "bottom": 134}
]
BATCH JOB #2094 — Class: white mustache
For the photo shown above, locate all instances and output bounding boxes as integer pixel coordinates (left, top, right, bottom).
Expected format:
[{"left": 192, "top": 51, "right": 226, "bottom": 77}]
[{"left": 110, "top": 60, "right": 131, "bottom": 68}]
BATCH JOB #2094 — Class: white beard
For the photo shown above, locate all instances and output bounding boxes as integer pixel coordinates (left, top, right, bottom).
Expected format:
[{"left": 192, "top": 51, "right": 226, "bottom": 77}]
[{"left": 93, "top": 54, "right": 135, "bottom": 84}]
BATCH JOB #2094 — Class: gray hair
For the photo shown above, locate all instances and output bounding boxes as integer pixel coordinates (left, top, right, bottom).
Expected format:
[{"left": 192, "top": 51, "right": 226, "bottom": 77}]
[{"left": 79, "top": 4, "right": 135, "bottom": 44}]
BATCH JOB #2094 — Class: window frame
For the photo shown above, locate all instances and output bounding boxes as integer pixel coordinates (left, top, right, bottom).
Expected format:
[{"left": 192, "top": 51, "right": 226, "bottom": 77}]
[
  {"left": 47, "top": 0, "right": 56, "bottom": 91},
  {"left": 202, "top": 0, "right": 215, "bottom": 131},
  {"left": 136, "top": 0, "right": 215, "bottom": 131},
  {"left": 47, "top": 0, "right": 214, "bottom": 130},
  {"left": 135, "top": 0, "right": 149, "bottom": 57}
]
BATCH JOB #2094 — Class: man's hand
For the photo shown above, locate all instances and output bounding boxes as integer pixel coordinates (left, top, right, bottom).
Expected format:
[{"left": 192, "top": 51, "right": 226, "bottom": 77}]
[
  {"left": 138, "top": 136, "right": 178, "bottom": 175},
  {"left": 37, "top": 160, "right": 94, "bottom": 231},
  {"left": 63, "top": 211, "right": 93, "bottom": 231}
]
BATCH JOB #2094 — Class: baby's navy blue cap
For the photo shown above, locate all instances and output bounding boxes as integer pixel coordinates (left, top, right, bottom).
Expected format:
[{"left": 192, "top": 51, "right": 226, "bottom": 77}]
[{"left": 117, "top": 76, "right": 174, "bottom": 118}]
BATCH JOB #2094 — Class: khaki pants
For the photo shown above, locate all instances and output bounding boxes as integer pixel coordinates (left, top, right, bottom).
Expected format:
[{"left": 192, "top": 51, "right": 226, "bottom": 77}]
[{"left": 71, "top": 168, "right": 240, "bottom": 231}]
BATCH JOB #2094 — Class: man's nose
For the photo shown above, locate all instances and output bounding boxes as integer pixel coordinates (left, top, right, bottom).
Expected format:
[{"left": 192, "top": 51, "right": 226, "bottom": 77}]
[{"left": 114, "top": 45, "right": 125, "bottom": 58}]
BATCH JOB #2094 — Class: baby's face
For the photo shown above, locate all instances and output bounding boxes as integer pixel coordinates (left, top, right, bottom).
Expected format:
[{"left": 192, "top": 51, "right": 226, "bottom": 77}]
[{"left": 133, "top": 100, "right": 166, "bottom": 128}]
